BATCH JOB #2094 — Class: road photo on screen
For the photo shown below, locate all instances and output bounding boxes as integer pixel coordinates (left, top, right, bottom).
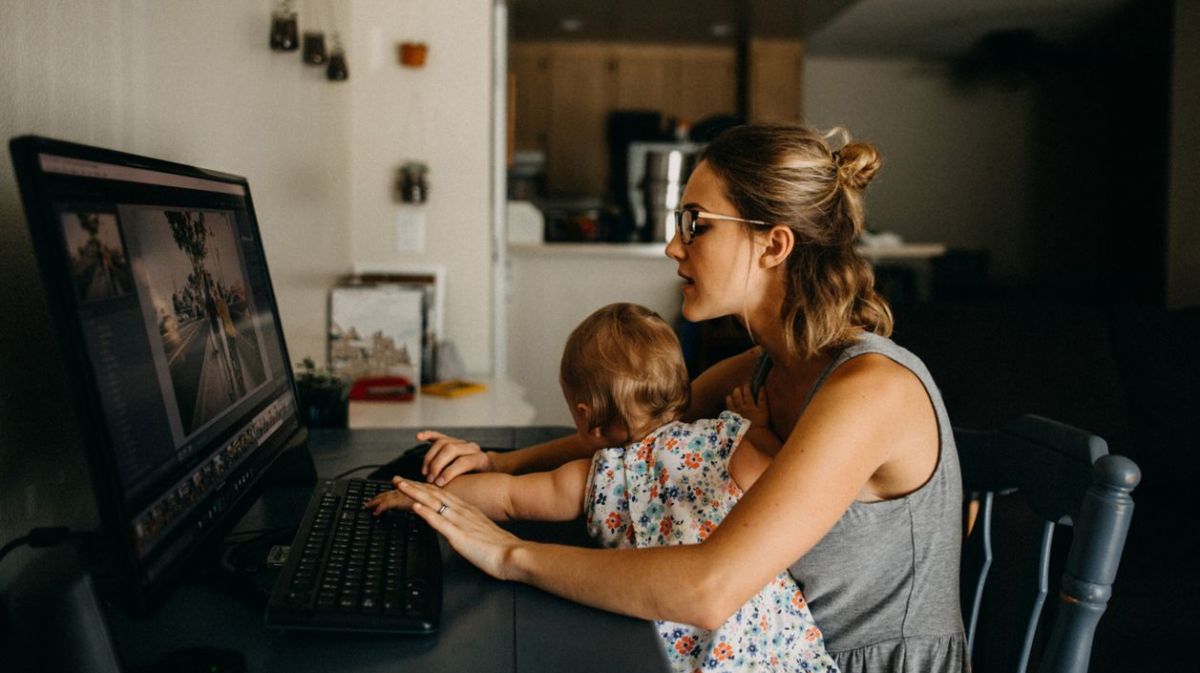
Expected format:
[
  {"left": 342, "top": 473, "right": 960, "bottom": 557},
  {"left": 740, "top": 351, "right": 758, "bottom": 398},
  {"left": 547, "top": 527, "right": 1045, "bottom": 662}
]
[{"left": 127, "top": 208, "right": 269, "bottom": 436}]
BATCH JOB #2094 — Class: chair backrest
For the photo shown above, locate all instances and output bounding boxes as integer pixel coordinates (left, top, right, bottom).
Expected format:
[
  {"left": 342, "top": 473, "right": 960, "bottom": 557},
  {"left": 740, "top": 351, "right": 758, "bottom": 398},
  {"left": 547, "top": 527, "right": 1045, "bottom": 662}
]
[{"left": 956, "top": 415, "right": 1140, "bottom": 673}]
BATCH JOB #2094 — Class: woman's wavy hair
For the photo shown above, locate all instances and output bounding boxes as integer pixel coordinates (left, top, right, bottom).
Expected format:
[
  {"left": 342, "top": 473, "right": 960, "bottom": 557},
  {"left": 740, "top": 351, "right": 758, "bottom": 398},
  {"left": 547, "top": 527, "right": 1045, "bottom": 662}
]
[
  {"left": 700, "top": 124, "right": 893, "bottom": 358},
  {"left": 560, "top": 303, "right": 690, "bottom": 439}
]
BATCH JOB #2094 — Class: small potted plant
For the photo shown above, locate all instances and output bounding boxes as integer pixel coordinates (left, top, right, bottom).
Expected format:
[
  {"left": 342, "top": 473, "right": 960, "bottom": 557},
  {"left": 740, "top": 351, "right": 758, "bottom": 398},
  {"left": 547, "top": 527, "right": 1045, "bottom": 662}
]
[{"left": 294, "top": 357, "right": 349, "bottom": 428}]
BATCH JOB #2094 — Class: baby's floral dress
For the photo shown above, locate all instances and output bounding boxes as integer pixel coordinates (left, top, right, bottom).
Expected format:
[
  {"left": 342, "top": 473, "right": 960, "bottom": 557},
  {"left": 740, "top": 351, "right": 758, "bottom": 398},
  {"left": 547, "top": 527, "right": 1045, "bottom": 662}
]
[{"left": 584, "top": 411, "right": 840, "bottom": 673}]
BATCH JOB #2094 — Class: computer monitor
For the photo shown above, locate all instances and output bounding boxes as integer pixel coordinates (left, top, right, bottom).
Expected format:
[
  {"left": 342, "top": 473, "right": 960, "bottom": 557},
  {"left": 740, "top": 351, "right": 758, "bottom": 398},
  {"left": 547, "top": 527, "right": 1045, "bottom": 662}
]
[{"left": 9, "top": 136, "right": 309, "bottom": 611}]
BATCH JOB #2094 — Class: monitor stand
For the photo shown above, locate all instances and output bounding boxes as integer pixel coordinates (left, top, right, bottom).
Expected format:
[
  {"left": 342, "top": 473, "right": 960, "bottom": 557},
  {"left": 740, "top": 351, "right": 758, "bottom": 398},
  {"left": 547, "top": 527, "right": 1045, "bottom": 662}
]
[{"left": 261, "top": 430, "right": 318, "bottom": 488}]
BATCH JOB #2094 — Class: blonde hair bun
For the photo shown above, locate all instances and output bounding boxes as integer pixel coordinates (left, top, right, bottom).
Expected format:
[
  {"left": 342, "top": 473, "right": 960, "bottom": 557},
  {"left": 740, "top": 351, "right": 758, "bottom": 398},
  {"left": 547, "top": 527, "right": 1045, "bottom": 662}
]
[{"left": 836, "top": 142, "right": 882, "bottom": 191}]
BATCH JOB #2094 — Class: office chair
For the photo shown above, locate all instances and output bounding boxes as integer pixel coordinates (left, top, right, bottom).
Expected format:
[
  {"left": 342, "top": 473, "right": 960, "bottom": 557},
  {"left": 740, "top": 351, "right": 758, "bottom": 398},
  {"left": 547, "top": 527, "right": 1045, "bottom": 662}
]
[{"left": 956, "top": 415, "right": 1140, "bottom": 673}]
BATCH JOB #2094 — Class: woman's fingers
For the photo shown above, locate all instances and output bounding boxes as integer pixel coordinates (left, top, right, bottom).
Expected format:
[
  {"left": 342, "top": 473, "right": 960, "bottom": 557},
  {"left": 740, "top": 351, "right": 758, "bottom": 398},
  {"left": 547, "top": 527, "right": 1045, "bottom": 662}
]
[
  {"left": 397, "top": 479, "right": 522, "bottom": 580},
  {"left": 432, "top": 451, "right": 489, "bottom": 486},
  {"left": 424, "top": 441, "right": 489, "bottom": 485},
  {"left": 420, "top": 433, "right": 466, "bottom": 475}
]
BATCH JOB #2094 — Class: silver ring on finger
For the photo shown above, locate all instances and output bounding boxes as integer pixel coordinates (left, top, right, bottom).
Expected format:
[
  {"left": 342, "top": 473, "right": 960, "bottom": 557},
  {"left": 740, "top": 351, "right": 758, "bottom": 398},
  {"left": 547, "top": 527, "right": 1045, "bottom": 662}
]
[{"left": 437, "top": 502, "right": 450, "bottom": 515}]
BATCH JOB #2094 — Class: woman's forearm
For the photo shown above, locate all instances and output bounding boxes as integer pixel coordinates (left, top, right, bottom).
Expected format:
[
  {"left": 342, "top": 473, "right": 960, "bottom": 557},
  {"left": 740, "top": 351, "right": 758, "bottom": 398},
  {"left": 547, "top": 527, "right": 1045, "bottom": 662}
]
[
  {"left": 505, "top": 541, "right": 741, "bottom": 630},
  {"left": 443, "top": 473, "right": 516, "bottom": 521},
  {"left": 488, "top": 433, "right": 594, "bottom": 475}
]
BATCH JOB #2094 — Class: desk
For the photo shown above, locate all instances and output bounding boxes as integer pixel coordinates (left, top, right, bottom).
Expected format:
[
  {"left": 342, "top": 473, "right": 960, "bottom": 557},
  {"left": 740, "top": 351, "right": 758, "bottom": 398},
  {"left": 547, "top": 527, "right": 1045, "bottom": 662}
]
[
  {"left": 104, "top": 427, "right": 670, "bottom": 673},
  {"left": 349, "top": 379, "right": 537, "bottom": 429}
]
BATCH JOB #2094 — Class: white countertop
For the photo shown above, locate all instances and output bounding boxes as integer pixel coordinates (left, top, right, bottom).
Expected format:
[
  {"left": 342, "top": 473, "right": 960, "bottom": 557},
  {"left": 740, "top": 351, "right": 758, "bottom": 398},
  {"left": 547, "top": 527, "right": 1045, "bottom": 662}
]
[
  {"left": 349, "top": 378, "right": 537, "bottom": 429},
  {"left": 509, "top": 241, "right": 947, "bottom": 261}
]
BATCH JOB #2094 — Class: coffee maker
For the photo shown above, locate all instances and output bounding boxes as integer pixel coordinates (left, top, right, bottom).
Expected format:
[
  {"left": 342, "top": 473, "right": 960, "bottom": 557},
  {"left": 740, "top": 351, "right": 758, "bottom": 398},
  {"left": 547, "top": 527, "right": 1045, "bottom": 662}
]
[{"left": 628, "top": 141, "right": 703, "bottom": 243}]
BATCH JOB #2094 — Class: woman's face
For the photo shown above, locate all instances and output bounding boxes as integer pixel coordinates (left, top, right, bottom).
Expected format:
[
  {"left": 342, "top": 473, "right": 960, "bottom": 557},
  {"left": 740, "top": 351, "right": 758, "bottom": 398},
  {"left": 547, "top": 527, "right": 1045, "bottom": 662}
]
[{"left": 666, "top": 160, "right": 759, "bottom": 323}]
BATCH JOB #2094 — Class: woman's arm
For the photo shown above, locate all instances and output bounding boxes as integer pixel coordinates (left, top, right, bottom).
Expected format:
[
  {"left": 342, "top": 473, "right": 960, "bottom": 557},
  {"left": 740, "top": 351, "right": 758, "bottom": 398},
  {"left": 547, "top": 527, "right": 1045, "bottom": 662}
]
[
  {"left": 679, "top": 347, "right": 760, "bottom": 422},
  {"left": 422, "top": 348, "right": 760, "bottom": 485},
  {"left": 403, "top": 355, "right": 933, "bottom": 629},
  {"left": 419, "top": 430, "right": 594, "bottom": 485}
]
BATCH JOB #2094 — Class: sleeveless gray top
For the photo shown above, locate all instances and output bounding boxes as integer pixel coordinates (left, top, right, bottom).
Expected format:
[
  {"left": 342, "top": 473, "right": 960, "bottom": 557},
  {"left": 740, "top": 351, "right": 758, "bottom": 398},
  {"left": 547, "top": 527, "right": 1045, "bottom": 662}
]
[{"left": 766, "top": 332, "right": 968, "bottom": 673}]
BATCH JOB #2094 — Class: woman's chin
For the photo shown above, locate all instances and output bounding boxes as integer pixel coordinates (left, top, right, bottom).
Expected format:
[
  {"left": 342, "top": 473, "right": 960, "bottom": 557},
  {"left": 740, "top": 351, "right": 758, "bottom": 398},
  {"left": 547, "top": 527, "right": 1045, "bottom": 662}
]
[{"left": 680, "top": 299, "right": 711, "bottom": 323}]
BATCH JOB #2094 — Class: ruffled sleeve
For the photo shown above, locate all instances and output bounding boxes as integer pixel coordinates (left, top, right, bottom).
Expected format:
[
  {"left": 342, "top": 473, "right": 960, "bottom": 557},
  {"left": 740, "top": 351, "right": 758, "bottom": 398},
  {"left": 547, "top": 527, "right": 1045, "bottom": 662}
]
[{"left": 584, "top": 447, "right": 632, "bottom": 548}]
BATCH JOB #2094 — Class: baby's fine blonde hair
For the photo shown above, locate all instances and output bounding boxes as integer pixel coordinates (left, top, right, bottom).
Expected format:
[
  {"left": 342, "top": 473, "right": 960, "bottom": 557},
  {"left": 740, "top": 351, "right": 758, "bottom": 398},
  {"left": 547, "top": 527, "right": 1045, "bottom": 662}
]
[{"left": 560, "top": 303, "right": 690, "bottom": 439}]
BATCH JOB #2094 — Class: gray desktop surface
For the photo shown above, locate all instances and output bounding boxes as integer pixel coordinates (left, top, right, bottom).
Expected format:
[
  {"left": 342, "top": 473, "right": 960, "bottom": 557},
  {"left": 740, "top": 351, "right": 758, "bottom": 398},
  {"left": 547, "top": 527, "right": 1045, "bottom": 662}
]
[{"left": 105, "top": 426, "right": 669, "bottom": 673}]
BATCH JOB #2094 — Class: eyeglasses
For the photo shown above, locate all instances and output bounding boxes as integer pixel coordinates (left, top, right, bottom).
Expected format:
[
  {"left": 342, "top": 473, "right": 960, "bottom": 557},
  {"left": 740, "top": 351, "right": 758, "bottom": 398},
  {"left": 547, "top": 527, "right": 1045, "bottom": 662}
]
[{"left": 673, "top": 207, "right": 769, "bottom": 245}]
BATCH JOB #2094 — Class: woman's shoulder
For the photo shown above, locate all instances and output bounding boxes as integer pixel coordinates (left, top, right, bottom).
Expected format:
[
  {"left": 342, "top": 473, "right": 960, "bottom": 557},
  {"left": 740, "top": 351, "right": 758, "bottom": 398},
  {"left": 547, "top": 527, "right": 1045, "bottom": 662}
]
[{"left": 821, "top": 349, "right": 927, "bottom": 406}]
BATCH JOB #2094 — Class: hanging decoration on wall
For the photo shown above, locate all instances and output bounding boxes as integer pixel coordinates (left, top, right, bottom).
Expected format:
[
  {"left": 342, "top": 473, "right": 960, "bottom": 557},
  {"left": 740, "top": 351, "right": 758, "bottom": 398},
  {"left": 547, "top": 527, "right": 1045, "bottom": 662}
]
[
  {"left": 269, "top": 0, "right": 299, "bottom": 51},
  {"left": 325, "top": 0, "right": 348, "bottom": 81},
  {"left": 399, "top": 42, "right": 429, "bottom": 68},
  {"left": 301, "top": 0, "right": 328, "bottom": 65},
  {"left": 302, "top": 32, "right": 327, "bottom": 65},
  {"left": 326, "top": 32, "right": 349, "bottom": 81}
]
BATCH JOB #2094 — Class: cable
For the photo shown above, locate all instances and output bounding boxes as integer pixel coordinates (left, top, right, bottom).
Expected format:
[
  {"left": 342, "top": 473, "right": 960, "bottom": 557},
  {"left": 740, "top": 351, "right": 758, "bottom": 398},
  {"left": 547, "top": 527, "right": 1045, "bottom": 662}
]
[
  {"left": 330, "top": 463, "right": 384, "bottom": 480},
  {"left": 0, "top": 527, "right": 73, "bottom": 566}
]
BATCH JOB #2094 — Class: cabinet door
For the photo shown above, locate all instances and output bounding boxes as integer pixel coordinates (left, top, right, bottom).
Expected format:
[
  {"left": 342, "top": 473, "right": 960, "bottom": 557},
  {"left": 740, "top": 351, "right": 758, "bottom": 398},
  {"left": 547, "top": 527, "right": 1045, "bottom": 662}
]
[
  {"left": 672, "top": 46, "right": 737, "bottom": 126},
  {"left": 546, "top": 44, "right": 614, "bottom": 195},
  {"left": 613, "top": 44, "right": 674, "bottom": 113},
  {"left": 749, "top": 39, "right": 804, "bottom": 123},
  {"left": 509, "top": 44, "right": 551, "bottom": 153}
]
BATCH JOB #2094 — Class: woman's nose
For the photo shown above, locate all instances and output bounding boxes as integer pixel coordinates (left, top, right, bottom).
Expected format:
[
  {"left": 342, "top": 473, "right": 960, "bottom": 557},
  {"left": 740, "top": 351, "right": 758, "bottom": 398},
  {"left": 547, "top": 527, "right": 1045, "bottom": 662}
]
[{"left": 665, "top": 231, "right": 684, "bottom": 260}]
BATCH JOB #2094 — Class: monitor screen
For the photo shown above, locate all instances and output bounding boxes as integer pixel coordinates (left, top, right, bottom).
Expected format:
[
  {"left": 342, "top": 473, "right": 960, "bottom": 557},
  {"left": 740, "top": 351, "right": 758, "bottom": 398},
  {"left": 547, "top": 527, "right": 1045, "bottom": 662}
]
[{"left": 9, "top": 136, "right": 306, "bottom": 608}]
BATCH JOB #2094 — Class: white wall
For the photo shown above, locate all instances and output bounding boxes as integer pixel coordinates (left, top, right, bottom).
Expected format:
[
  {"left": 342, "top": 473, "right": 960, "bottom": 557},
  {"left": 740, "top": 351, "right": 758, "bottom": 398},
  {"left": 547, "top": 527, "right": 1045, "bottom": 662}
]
[
  {"left": 348, "top": 0, "right": 496, "bottom": 374},
  {"left": 507, "top": 249, "right": 680, "bottom": 425},
  {"left": 0, "top": 0, "right": 352, "bottom": 555},
  {"left": 803, "top": 57, "right": 1038, "bottom": 284},
  {"left": 1168, "top": 0, "right": 1200, "bottom": 308},
  {"left": 0, "top": 1, "right": 495, "bottom": 650}
]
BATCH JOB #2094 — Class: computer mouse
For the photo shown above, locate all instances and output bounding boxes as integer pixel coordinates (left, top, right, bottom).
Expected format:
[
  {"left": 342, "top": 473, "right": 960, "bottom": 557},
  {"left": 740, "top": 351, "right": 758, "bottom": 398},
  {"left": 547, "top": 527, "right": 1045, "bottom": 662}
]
[
  {"left": 366, "top": 441, "right": 432, "bottom": 482},
  {"left": 154, "top": 647, "right": 246, "bottom": 673}
]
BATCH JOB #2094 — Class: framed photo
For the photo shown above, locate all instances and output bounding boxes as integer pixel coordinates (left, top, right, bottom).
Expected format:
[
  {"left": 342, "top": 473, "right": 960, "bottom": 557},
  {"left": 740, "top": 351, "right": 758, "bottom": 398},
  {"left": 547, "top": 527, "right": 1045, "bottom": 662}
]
[
  {"left": 329, "top": 284, "right": 424, "bottom": 386},
  {"left": 344, "top": 265, "right": 444, "bottom": 383}
]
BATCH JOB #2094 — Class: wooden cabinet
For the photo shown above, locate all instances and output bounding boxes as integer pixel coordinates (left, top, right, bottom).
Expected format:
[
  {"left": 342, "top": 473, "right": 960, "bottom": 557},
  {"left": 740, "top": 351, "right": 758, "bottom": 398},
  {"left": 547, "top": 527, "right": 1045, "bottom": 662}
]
[
  {"left": 749, "top": 39, "right": 805, "bottom": 123},
  {"left": 509, "top": 40, "right": 803, "bottom": 194}
]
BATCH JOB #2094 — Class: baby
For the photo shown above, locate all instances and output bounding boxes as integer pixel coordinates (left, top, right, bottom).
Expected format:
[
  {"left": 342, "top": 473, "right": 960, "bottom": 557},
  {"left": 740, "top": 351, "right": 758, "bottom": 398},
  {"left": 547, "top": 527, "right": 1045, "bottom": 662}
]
[{"left": 367, "top": 303, "right": 836, "bottom": 673}]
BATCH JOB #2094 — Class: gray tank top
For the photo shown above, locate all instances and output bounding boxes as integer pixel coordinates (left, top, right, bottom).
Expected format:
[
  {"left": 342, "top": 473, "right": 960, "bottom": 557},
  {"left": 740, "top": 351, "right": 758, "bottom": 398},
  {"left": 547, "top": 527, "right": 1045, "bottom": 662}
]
[{"left": 766, "top": 332, "right": 968, "bottom": 673}]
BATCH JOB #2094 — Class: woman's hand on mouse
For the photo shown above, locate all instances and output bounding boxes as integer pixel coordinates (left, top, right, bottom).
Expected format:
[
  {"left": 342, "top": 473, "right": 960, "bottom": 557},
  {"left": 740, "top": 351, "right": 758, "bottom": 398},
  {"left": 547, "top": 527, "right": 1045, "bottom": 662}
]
[
  {"left": 396, "top": 478, "right": 524, "bottom": 580},
  {"left": 417, "top": 430, "right": 494, "bottom": 485},
  {"left": 364, "top": 476, "right": 417, "bottom": 514}
]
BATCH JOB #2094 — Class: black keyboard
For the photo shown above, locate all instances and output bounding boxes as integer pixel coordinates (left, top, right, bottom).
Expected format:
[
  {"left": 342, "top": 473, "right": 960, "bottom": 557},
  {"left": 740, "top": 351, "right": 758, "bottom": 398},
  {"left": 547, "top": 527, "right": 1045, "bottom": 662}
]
[{"left": 266, "top": 478, "right": 442, "bottom": 633}]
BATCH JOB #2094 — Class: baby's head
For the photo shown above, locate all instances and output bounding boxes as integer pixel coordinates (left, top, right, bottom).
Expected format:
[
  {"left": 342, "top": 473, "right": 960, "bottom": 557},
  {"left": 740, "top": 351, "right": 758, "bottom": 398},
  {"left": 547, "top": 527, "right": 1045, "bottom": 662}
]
[{"left": 560, "top": 303, "right": 690, "bottom": 446}]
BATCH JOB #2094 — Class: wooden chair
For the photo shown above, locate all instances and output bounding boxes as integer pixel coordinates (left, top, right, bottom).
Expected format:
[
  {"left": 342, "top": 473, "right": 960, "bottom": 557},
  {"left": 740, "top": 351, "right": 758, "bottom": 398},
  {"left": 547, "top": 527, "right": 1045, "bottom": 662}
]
[{"left": 957, "top": 415, "right": 1140, "bottom": 673}]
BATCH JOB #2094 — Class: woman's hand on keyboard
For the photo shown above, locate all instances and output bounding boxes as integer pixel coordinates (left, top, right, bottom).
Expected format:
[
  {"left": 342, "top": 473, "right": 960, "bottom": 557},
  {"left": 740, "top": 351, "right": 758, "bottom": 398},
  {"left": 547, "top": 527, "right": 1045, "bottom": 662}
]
[
  {"left": 417, "top": 430, "right": 494, "bottom": 486},
  {"left": 397, "top": 478, "right": 522, "bottom": 581},
  {"left": 364, "top": 476, "right": 416, "bottom": 515}
]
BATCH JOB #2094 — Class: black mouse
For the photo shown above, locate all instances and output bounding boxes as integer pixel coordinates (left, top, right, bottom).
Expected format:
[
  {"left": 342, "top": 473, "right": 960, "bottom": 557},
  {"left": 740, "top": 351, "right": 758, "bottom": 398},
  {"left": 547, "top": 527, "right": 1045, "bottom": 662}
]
[
  {"left": 153, "top": 647, "right": 246, "bottom": 673},
  {"left": 366, "top": 441, "right": 432, "bottom": 482}
]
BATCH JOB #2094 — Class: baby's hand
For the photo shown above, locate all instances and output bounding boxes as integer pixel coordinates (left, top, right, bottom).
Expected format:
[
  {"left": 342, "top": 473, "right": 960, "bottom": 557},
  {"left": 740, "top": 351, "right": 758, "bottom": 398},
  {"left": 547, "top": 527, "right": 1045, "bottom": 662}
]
[
  {"left": 364, "top": 476, "right": 417, "bottom": 515},
  {"left": 726, "top": 383, "right": 769, "bottom": 427}
]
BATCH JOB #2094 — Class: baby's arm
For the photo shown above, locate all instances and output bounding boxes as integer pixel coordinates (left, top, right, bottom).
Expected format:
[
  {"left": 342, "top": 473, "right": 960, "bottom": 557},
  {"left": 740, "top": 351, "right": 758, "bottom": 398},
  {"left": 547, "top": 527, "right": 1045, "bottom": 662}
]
[
  {"left": 367, "top": 458, "right": 592, "bottom": 523},
  {"left": 728, "top": 434, "right": 774, "bottom": 493},
  {"left": 725, "top": 383, "right": 783, "bottom": 457}
]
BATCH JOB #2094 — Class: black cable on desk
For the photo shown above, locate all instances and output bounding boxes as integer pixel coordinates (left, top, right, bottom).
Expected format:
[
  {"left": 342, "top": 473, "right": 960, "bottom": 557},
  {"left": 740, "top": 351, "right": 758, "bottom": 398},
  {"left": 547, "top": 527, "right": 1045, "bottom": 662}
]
[
  {"left": 0, "top": 526, "right": 73, "bottom": 566},
  {"left": 330, "top": 463, "right": 385, "bottom": 480}
]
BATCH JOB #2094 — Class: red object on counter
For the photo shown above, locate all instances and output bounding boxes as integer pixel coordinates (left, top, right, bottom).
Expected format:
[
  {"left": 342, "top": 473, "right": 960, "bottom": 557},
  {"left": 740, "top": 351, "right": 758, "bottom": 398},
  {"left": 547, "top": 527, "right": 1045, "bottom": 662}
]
[{"left": 348, "top": 376, "right": 416, "bottom": 402}]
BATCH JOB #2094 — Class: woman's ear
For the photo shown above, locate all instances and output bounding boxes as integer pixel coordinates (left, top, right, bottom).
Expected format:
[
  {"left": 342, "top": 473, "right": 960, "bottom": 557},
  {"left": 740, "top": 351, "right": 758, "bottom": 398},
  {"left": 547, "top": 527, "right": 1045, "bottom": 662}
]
[{"left": 760, "top": 225, "right": 794, "bottom": 269}]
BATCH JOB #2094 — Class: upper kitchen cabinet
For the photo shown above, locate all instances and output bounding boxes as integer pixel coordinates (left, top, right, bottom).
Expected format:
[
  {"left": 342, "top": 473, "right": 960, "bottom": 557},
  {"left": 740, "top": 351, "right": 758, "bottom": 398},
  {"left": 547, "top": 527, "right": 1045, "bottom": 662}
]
[{"left": 509, "top": 40, "right": 797, "bottom": 196}]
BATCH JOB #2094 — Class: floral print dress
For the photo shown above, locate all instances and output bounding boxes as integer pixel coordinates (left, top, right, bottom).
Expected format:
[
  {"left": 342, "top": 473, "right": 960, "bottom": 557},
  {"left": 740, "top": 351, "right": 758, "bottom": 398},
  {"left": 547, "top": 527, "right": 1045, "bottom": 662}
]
[{"left": 584, "top": 411, "right": 840, "bottom": 673}]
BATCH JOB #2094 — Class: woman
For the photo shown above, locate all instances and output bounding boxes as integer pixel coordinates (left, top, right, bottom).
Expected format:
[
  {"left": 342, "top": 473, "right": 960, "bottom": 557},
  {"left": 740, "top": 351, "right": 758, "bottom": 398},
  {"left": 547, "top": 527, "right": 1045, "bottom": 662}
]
[{"left": 399, "top": 124, "right": 967, "bottom": 673}]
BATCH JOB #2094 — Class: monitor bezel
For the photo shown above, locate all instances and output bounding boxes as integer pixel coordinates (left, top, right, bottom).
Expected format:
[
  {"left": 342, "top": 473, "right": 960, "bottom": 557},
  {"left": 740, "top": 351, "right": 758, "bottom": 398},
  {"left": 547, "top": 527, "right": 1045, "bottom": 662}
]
[{"left": 8, "top": 135, "right": 308, "bottom": 612}]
